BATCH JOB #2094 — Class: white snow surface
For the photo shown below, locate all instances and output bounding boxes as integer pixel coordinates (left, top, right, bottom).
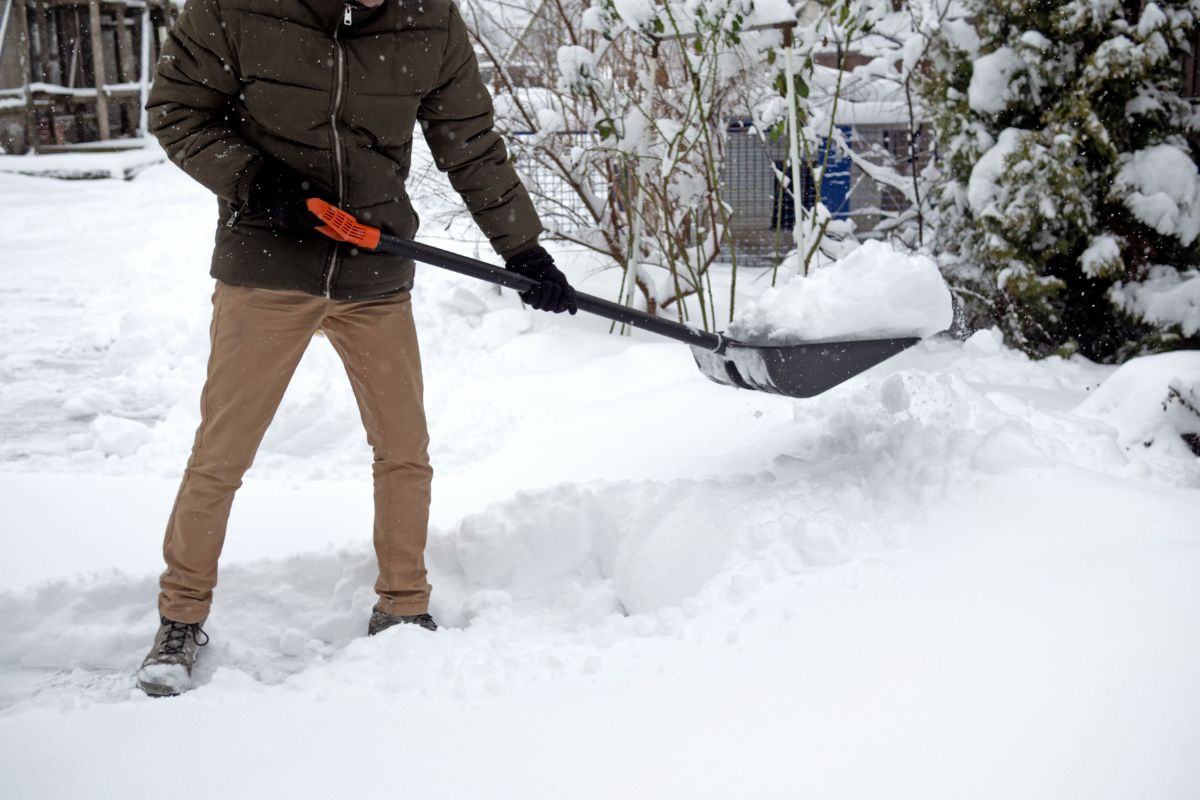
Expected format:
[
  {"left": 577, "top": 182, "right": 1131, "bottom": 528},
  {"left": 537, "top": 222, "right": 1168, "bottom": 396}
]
[
  {"left": 728, "top": 240, "right": 954, "bottom": 342},
  {"left": 1, "top": 152, "right": 1199, "bottom": 800}
]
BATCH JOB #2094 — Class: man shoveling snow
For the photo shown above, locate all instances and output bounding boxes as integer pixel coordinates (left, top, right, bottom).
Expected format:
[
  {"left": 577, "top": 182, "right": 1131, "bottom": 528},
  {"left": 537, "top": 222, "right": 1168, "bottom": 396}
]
[{"left": 136, "top": 0, "right": 577, "bottom": 697}]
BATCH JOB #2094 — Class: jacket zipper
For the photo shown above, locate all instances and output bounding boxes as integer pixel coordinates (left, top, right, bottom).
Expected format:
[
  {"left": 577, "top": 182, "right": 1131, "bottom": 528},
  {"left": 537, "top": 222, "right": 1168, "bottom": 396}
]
[{"left": 323, "top": 5, "right": 352, "bottom": 298}]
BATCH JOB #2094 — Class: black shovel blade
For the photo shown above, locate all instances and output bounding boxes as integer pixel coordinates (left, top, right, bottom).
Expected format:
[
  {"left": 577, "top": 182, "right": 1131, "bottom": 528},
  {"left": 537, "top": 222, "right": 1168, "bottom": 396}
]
[{"left": 690, "top": 336, "right": 921, "bottom": 399}]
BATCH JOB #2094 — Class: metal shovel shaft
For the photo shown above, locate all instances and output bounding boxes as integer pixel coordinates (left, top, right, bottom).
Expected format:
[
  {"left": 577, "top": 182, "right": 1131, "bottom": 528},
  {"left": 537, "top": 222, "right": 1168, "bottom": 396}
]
[{"left": 376, "top": 233, "right": 725, "bottom": 352}]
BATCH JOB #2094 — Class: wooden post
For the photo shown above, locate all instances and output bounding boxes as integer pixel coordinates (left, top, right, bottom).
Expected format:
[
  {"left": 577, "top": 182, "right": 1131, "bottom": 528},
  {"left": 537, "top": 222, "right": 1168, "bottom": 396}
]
[
  {"left": 12, "top": 0, "right": 39, "bottom": 152},
  {"left": 33, "top": 0, "right": 50, "bottom": 80},
  {"left": 87, "top": 0, "right": 110, "bottom": 140},
  {"left": 115, "top": 4, "right": 134, "bottom": 82},
  {"left": 115, "top": 1, "right": 137, "bottom": 136},
  {"left": 138, "top": 3, "right": 150, "bottom": 137},
  {"left": 782, "top": 25, "right": 806, "bottom": 275}
]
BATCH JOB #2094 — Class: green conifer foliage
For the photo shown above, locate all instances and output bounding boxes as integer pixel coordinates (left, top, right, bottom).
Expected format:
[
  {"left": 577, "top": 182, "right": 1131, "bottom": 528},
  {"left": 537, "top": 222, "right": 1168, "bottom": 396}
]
[{"left": 922, "top": 0, "right": 1200, "bottom": 361}]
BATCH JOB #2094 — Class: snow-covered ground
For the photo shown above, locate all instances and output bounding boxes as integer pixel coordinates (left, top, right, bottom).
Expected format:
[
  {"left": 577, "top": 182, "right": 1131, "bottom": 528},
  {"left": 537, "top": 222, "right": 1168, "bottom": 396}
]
[{"left": 1, "top": 146, "right": 1199, "bottom": 799}]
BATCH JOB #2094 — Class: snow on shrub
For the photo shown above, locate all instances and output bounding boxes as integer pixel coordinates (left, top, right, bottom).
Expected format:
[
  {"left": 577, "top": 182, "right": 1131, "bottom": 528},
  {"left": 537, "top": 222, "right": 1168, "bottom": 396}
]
[
  {"left": 1074, "top": 351, "right": 1200, "bottom": 458},
  {"left": 1111, "top": 267, "right": 1200, "bottom": 337},
  {"left": 1115, "top": 144, "right": 1200, "bottom": 247},
  {"left": 967, "top": 46, "right": 1024, "bottom": 114},
  {"left": 922, "top": 0, "right": 1200, "bottom": 361}
]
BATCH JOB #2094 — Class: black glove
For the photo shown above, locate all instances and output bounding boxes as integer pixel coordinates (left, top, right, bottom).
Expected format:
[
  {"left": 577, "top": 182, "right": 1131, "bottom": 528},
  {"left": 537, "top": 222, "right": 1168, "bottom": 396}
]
[
  {"left": 245, "top": 160, "right": 334, "bottom": 235},
  {"left": 505, "top": 245, "right": 578, "bottom": 314}
]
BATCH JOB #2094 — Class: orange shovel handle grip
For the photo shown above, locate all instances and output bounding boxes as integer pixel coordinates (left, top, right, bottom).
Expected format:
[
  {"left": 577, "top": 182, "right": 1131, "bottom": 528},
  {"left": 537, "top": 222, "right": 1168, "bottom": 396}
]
[{"left": 306, "top": 198, "right": 382, "bottom": 250}]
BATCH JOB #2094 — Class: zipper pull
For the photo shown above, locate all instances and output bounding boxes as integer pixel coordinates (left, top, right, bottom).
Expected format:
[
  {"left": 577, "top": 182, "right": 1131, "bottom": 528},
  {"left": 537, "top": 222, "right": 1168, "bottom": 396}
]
[{"left": 344, "top": 3, "right": 352, "bottom": 25}]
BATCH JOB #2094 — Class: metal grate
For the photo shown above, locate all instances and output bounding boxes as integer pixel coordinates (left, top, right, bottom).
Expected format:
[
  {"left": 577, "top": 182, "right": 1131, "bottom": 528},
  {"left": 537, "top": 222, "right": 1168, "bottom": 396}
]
[
  {"left": 506, "top": 131, "right": 610, "bottom": 234},
  {"left": 507, "top": 124, "right": 927, "bottom": 267}
]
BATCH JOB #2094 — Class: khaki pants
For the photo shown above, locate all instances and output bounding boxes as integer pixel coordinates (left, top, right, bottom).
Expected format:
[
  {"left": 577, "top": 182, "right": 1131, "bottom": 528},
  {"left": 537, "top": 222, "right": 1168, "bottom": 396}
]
[{"left": 159, "top": 281, "right": 433, "bottom": 623}]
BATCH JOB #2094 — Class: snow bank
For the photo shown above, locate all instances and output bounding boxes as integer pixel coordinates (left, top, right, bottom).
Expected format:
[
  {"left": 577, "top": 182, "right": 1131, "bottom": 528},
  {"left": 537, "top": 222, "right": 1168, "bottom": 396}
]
[
  {"left": 0, "top": 144, "right": 164, "bottom": 180},
  {"left": 727, "top": 240, "right": 953, "bottom": 342}
]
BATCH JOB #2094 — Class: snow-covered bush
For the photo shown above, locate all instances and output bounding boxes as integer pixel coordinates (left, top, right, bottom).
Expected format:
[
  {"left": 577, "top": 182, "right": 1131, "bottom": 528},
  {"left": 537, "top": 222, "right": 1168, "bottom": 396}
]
[
  {"left": 467, "top": 0, "right": 797, "bottom": 327},
  {"left": 922, "top": 0, "right": 1200, "bottom": 360}
]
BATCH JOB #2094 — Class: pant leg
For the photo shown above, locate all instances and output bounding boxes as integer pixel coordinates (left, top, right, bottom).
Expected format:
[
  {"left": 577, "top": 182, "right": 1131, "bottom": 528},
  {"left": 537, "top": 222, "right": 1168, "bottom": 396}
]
[
  {"left": 159, "top": 282, "right": 327, "bottom": 623},
  {"left": 320, "top": 291, "right": 433, "bottom": 615}
]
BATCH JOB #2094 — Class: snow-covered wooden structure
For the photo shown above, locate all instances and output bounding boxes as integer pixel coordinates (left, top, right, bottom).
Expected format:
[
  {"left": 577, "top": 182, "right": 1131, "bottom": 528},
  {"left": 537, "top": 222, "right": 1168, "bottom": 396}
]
[{"left": 0, "top": 0, "right": 175, "bottom": 154}]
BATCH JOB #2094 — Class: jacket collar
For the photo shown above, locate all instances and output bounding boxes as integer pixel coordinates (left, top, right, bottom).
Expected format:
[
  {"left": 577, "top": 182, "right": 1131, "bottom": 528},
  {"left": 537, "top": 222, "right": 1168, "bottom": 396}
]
[{"left": 297, "top": 0, "right": 389, "bottom": 35}]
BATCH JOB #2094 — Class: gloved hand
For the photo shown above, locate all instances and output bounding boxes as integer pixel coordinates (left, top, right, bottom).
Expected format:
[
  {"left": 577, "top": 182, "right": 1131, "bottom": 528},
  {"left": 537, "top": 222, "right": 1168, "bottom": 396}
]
[
  {"left": 245, "top": 160, "right": 336, "bottom": 235},
  {"left": 505, "top": 245, "right": 578, "bottom": 314}
]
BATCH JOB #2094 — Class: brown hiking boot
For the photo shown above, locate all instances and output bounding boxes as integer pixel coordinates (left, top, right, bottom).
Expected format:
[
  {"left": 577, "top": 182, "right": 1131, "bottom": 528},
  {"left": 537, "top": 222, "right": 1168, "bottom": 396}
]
[
  {"left": 367, "top": 607, "right": 438, "bottom": 636},
  {"left": 136, "top": 616, "right": 209, "bottom": 697}
]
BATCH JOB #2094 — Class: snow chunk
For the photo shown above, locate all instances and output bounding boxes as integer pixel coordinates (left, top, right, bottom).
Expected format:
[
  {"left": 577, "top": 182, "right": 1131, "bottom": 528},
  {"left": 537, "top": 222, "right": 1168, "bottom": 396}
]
[
  {"left": 581, "top": 6, "right": 612, "bottom": 34},
  {"left": 136, "top": 662, "right": 190, "bottom": 695},
  {"left": 968, "top": 128, "right": 1026, "bottom": 216},
  {"left": 557, "top": 45, "right": 597, "bottom": 93},
  {"left": 89, "top": 415, "right": 152, "bottom": 457},
  {"left": 1074, "top": 351, "right": 1200, "bottom": 456},
  {"left": 1111, "top": 267, "right": 1200, "bottom": 336},
  {"left": 941, "top": 17, "right": 980, "bottom": 57},
  {"left": 1137, "top": 2, "right": 1167, "bottom": 36},
  {"left": 611, "top": 0, "right": 657, "bottom": 29},
  {"left": 63, "top": 389, "right": 119, "bottom": 420},
  {"left": 1115, "top": 144, "right": 1200, "bottom": 246},
  {"left": 727, "top": 241, "right": 953, "bottom": 343},
  {"left": 1079, "top": 234, "right": 1123, "bottom": 279},
  {"left": 1019, "top": 30, "right": 1051, "bottom": 51},
  {"left": 968, "top": 47, "right": 1025, "bottom": 114},
  {"left": 743, "top": 0, "right": 795, "bottom": 26}
]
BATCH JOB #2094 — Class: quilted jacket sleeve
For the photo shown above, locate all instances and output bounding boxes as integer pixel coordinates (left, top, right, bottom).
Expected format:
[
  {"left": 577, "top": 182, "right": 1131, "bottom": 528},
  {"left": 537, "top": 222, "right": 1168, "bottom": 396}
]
[
  {"left": 418, "top": 2, "right": 543, "bottom": 260},
  {"left": 146, "top": 0, "right": 262, "bottom": 206}
]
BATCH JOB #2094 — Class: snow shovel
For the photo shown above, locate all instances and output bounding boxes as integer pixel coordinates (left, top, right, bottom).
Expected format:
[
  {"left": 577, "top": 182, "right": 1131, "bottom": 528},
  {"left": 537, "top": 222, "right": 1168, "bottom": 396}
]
[{"left": 308, "top": 199, "right": 921, "bottom": 399}]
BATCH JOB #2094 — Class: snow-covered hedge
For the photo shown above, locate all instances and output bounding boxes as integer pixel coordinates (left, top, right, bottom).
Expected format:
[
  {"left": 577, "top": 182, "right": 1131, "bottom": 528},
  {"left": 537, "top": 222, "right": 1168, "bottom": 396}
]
[{"left": 922, "top": 0, "right": 1200, "bottom": 361}]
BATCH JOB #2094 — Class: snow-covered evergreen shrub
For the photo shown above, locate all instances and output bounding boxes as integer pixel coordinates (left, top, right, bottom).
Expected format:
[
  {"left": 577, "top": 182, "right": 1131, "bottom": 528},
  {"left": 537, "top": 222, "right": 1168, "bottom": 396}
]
[{"left": 922, "top": 0, "right": 1200, "bottom": 360}]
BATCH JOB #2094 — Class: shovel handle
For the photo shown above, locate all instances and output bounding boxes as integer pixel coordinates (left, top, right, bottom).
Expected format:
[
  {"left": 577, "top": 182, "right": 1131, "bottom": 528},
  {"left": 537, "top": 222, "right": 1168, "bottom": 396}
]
[{"left": 307, "top": 199, "right": 724, "bottom": 352}]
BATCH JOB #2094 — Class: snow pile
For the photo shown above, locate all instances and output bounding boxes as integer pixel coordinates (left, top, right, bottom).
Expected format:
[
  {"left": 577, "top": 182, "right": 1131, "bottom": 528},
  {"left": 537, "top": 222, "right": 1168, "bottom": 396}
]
[
  {"left": 728, "top": 240, "right": 954, "bottom": 343},
  {"left": 1115, "top": 144, "right": 1200, "bottom": 246},
  {"left": 1074, "top": 350, "right": 1200, "bottom": 457}
]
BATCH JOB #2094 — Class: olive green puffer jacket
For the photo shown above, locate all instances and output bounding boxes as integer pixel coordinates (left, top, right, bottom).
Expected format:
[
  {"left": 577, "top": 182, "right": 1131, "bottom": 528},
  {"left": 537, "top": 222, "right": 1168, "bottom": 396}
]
[{"left": 147, "top": 0, "right": 542, "bottom": 300}]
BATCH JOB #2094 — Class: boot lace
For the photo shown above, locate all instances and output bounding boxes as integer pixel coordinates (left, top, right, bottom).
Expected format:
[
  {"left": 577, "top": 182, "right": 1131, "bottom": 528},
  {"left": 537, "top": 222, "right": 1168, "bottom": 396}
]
[{"left": 161, "top": 618, "right": 209, "bottom": 656}]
